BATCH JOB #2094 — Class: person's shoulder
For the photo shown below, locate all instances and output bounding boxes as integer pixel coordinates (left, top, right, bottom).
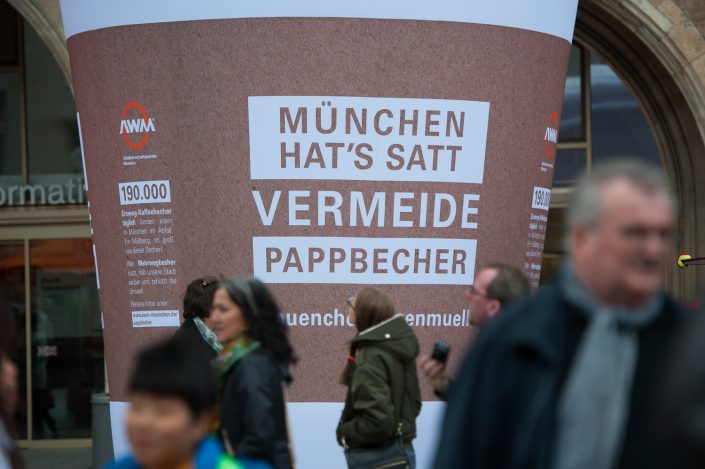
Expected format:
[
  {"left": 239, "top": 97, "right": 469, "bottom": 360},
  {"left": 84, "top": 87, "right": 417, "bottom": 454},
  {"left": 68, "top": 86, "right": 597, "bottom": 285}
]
[
  {"left": 357, "top": 343, "right": 389, "bottom": 364},
  {"left": 104, "top": 455, "right": 141, "bottom": 469},
  {"left": 654, "top": 294, "right": 688, "bottom": 329},
  {"left": 664, "top": 294, "right": 686, "bottom": 316},
  {"left": 471, "top": 283, "right": 564, "bottom": 357},
  {"left": 241, "top": 346, "right": 276, "bottom": 366},
  {"left": 172, "top": 316, "right": 196, "bottom": 337},
  {"left": 489, "top": 284, "right": 561, "bottom": 332},
  {"left": 235, "top": 348, "right": 282, "bottom": 380},
  {"left": 194, "top": 436, "right": 243, "bottom": 469}
]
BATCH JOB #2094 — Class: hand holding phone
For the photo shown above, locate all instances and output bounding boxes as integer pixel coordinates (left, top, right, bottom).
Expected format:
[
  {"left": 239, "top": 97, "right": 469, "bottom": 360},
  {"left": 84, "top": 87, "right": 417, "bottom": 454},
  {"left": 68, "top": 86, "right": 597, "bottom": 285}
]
[{"left": 431, "top": 340, "right": 450, "bottom": 364}]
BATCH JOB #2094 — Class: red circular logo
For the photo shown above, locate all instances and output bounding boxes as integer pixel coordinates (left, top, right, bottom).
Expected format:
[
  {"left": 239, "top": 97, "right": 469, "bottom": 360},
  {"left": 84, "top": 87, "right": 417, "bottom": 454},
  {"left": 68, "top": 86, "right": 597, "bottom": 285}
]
[
  {"left": 544, "top": 111, "right": 559, "bottom": 159},
  {"left": 120, "top": 102, "right": 152, "bottom": 150}
]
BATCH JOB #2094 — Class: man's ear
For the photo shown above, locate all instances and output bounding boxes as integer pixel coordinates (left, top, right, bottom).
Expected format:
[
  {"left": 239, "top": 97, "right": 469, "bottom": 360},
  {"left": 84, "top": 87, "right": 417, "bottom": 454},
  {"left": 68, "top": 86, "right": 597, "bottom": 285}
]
[
  {"left": 486, "top": 299, "right": 502, "bottom": 319},
  {"left": 571, "top": 225, "right": 597, "bottom": 267},
  {"left": 572, "top": 225, "right": 592, "bottom": 250}
]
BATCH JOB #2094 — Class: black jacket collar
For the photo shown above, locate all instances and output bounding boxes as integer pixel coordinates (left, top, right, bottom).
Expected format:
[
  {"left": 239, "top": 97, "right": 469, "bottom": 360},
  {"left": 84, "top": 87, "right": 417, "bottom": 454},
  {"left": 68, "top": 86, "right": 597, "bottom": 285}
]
[{"left": 502, "top": 280, "right": 679, "bottom": 369}]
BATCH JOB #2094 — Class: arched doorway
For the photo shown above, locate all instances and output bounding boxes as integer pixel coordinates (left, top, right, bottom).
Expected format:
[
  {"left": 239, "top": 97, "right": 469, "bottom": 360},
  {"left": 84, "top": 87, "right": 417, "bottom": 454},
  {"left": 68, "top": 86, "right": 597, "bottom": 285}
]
[{"left": 543, "top": 2, "right": 705, "bottom": 302}]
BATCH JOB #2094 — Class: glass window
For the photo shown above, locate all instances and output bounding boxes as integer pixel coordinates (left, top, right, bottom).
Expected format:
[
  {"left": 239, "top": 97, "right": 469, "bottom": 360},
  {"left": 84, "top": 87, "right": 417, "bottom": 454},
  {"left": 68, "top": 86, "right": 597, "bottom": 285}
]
[
  {"left": 590, "top": 53, "right": 662, "bottom": 167},
  {"left": 542, "top": 47, "right": 664, "bottom": 285},
  {"left": 0, "top": 72, "right": 21, "bottom": 190},
  {"left": 30, "top": 239, "right": 103, "bottom": 440},
  {"left": 0, "top": 1, "right": 18, "bottom": 66},
  {"left": 543, "top": 208, "right": 566, "bottom": 254},
  {"left": 559, "top": 45, "right": 584, "bottom": 141},
  {"left": 0, "top": 242, "right": 26, "bottom": 439},
  {"left": 552, "top": 148, "right": 586, "bottom": 187},
  {"left": 24, "top": 23, "right": 84, "bottom": 193},
  {"left": 540, "top": 208, "right": 566, "bottom": 285}
]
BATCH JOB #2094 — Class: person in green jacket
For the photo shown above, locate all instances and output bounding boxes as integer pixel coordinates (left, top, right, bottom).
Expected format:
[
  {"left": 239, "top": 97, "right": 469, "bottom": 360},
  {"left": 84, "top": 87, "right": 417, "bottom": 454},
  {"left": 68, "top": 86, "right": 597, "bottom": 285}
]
[{"left": 336, "top": 288, "right": 422, "bottom": 468}]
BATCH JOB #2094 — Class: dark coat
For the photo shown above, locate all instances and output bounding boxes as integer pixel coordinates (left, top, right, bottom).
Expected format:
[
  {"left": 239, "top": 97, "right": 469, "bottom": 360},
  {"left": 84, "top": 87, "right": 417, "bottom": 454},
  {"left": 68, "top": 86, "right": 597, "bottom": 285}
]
[
  {"left": 220, "top": 348, "right": 292, "bottom": 469},
  {"left": 172, "top": 316, "right": 217, "bottom": 360},
  {"left": 433, "top": 281, "right": 686, "bottom": 469},
  {"left": 659, "top": 302, "right": 705, "bottom": 468},
  {"left": 336, "top": 315, "right": 422, "bottom": 449}
]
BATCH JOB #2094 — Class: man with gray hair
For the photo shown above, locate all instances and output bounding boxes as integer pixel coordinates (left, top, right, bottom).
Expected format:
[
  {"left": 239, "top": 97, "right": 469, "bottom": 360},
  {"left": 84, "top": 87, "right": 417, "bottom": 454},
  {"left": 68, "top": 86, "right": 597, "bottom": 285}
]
[{"left": 433, "top": 159, "right": 686, "bottom": 469}]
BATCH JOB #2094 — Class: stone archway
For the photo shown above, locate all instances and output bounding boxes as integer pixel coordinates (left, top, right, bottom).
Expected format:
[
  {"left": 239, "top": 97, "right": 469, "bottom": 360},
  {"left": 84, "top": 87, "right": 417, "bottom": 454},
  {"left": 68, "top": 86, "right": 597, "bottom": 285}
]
[
  {"left": 577, "top": 0, "right": 705, "bottom": 301},
  {"left": 6, "top": 0, "right": 71, "bottom": 85}
]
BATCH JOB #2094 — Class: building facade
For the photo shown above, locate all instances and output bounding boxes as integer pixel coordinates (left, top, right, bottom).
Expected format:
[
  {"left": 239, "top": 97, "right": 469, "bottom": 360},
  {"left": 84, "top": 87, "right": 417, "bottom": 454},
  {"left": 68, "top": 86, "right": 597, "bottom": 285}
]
[{"left": 1, "top": 0, "right": 704, "bottom": 448}]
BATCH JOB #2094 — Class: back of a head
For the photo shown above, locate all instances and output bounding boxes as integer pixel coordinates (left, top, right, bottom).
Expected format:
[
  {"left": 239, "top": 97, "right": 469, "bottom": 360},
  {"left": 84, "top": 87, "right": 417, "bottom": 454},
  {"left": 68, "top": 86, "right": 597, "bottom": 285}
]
[
  {"left": 182, "top": 277, "right": 219, "bottom": 320},
  {"left": 340, "top": 287, "right": 395, "bottom": 385},
  {"left": 129, "top": 340, "right": 216, "bottom": 417},
  {"left": 354, "top": 287, "right": 395, "bottom": 332},
  {"left": 566, "top": 159, "right": 672, "bottom": 250},
  {"left": 484, "top": 262, "right": 531, "bottom": 309}
]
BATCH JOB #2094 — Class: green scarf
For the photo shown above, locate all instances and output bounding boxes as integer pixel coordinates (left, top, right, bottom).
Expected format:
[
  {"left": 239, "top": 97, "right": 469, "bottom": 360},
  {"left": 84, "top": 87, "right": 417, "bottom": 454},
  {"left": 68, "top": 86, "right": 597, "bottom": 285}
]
[
  {"left": 214, "top": 335, "right": 261, "bottom": 378},
  {"left": 194, "top": 317, "right": 223, "bottom": 353}
]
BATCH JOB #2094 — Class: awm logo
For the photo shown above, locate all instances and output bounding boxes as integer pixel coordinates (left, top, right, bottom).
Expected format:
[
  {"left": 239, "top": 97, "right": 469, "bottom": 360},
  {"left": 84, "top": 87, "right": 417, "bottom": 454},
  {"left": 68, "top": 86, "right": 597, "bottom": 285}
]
[
  {"left": 544, "top": 111, "right": 559, "bottom": 159},
  {"left": 120, "top": 102, "right": 155, "bottom": 150},
  {"left": 120, "top": 118, "right": 155, "bottom": 134}
]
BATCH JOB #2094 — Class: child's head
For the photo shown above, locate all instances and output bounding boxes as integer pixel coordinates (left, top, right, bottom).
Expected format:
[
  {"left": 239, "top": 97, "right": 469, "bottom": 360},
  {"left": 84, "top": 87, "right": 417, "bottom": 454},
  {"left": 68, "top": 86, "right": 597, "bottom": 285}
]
[{"left": 126, "top": 340, "right": 216, "bottom": 468}]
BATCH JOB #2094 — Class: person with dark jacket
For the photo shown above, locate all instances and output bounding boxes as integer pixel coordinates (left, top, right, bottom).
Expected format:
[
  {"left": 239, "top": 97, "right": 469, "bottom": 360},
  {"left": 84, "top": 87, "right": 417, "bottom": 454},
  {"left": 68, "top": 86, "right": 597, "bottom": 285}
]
[
  {"left": 172, "top": 277, "right": 221, "bottom": 359},
  {"left": 210, "top": 278, "right": 296, "bottom": 469},
  {"left": 433, "top": 160, "right": 688, "bottom": 469},
  {"left": 337, "top": 288, "right": 422, "bottom": 468},
  {"left": 658, "top": 298, "right": 705, "bottom": 469},
  {"left": 419, "top": 262, "right": 530, "bottom": 399}
]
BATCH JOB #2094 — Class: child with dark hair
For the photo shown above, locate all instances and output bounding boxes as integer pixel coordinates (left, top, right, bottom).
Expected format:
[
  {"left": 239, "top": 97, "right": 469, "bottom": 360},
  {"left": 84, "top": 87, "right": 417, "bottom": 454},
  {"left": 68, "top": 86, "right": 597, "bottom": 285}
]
[
  {"left": 172, "top": 277, "right": 221, "bottom": 359},
  {"left": 107, "top": 340, "right": 242, "bottom": 469}
]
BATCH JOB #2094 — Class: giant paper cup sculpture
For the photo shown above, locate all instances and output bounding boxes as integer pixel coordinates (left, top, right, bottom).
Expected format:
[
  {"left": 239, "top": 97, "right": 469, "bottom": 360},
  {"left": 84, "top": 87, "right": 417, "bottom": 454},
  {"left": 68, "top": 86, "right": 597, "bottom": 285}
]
[{"left": 60, "top": 1, "right": 578, "bottom": 466}]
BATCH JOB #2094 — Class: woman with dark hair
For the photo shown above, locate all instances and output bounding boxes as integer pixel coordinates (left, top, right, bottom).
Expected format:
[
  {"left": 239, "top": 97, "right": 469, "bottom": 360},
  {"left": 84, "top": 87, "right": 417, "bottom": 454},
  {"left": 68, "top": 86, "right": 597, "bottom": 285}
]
[
  {"left": 172, "top": 277, "right": 221, "bottom": 359},
  {"left": 336, "top": 288, "right": 421, "bottom": 468},
  {"left": 210, "top": 277, "right": 295, "bottom": 469}
]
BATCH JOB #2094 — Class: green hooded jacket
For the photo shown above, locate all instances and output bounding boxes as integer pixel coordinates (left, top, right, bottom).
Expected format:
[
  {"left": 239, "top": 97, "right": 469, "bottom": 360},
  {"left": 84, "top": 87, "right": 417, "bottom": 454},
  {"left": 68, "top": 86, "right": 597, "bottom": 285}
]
[{"left": 336, "top": 315, "right": 422, "bottom": 449}]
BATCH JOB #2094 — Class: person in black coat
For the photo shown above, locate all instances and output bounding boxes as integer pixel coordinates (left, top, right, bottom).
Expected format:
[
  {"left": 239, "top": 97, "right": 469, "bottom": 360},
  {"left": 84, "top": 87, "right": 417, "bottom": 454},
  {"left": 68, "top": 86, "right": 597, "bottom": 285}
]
[
  {"left": 658, "top": 299, "right": 705, "bottom": 469},
  {"left": 210, "top": 278, "right": 296, "bottom": 469},
  {"left": 433, "top": 160, "right": 688, "bottom": 469},
  {"left": 172, "top": 277, "right": 221, "bottom": 359}
]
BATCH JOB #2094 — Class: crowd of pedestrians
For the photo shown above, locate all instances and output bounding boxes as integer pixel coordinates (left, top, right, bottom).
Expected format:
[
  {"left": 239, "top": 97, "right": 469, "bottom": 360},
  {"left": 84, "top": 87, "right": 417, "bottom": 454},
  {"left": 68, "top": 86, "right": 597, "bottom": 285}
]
[{"left": 1, "top": 159, "right": 704, "bottom": 469}]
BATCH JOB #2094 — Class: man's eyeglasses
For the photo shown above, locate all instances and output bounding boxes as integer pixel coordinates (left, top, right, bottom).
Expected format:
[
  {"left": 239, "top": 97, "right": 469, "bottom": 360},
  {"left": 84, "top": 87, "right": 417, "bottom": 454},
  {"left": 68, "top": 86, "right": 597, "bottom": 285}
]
[
  {"left": 346, "top": 296, "right": 355, "bottom": 308},
  {"left": 467, "top": 285, "right": 489, "bottom": 299}
]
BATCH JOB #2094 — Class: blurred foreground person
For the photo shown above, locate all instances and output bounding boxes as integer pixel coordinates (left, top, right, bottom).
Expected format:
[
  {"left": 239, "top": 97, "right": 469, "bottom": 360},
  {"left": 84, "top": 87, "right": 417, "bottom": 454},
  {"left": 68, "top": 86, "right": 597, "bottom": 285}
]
[
  {"left": 434, "top": 160, "right": 686, "bottom": 469},
  {"left": 108, "top": 340, "right": 241, "bottom": 469},
  {"left": 419, "top": 262, "right": 529, "bottom": 398},
  {"left": 172, "top": 277, "right": 221, "bottom": 359},
  {"left": 337, "top": 288, "right": 421, "bottom": 469},
  {"left": 0, "top": 293, "right": 23, "bottom": 469},
  {"left": 210, "top": 278, "right": 295, "bottom": 469},
  {"left": 659, "top": 299, "right": 705, "bottom": 468}
]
